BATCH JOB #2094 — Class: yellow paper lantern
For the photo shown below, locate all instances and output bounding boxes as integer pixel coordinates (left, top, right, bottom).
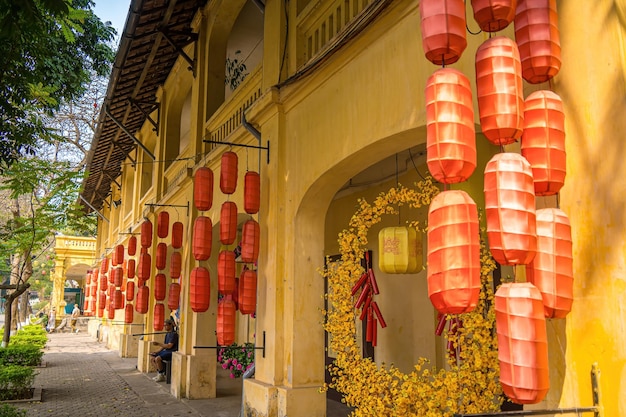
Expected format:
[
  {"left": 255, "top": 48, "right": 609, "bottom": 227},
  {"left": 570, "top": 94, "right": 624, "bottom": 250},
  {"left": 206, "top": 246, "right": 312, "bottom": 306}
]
[{"left": 378, "top": 227, "right": 423, "bottom": 274}]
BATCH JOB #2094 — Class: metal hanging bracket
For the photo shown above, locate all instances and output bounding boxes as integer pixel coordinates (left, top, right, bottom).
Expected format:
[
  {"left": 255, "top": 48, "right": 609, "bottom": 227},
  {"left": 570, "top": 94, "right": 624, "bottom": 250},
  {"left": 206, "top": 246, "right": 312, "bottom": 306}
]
[
  {"left": 203, "top": 140, "right": 270, "bottom": 164},
  {"left": 159, "top": 28, "right": 198, "bottom": 77},
  {"left": 144, "top": 202, "right": 190, "bottom": 217},
  {"left": 129, "top": 99, "right": 160, "bottom": 134},
  {"left": 193, "top": 331, "right": 266, "bottom": 358}
]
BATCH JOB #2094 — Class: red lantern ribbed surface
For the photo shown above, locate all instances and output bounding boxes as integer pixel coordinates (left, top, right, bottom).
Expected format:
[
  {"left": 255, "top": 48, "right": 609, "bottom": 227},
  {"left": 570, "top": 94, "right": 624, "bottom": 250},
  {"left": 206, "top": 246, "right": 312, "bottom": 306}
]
[
  {"left": 172, "top": 222, "right": 183, "bottom": 249},
  {"left": 218, "top": 251, "right": 236, "bottom": 294},
  {"left": 190, "top": 267, "right": 211, "bottom": 312},
  {"left": 239, "top": 269, "right": 257, "bottom": 315},
  {"left": 527, "top": 208, "right": 573, "bottom": 318},
  {"left": 220, "top": 151, "right": 238, "bottom": 194},
  {"left": 194, "top": 167, "right": 214, "bottom": 211},
  {"left": 135, "top": 286, "right": 149, "bottom": 314},
  {"left": 137, "top": 253, "right": 151, "bottom": 282},
  {"left": 156, "top": 242, "right": 167, "bottom": 270},
  {"left": 193, "top": 216, "right": 213, "bottom": 261},
  {"left": 241, "top": 220, "right": 260, "bottom": 263},
  {"left": 127, "top": 259, "right": 136, "bottom": 279},
  {"left": 419, "top": 0, "right": 467, "bottom": 65},
  {"left": 217, "top": 299, "right": 237, "bottom": 346},
  {"left": 154, "top": 303, "right": 165, "bottom": 331},
  {"left": 155, "top": 273, "right": 166, "bottom": 301},
  {"left": 514, "top": 0, "right": 561, "bottom": 84},
  {"left": 108, "top": 270, "right": 114, "bottom": 284},
  {"left": 157, "top": 211, "right": 169, "bottom": 239},
  {"left": 107, "top": 303, "right": 115, "bottom": 319},
  {"left": 141, "top": 220, "right": 153, "bottom": 248},
  {"left": 471, "top": 0, "right": 516, "bottom": 32},
  {"left": 426, "top": 68, "right": 476, "bottom": 184},
  {"left": 521, "top": 90, "right": 566, "bottom": 196},
  {"left": 244, "top": 171, "right": 261, "bottom": 214},
  {"left": 126, "top": 281, "right": 135, "bottom": 301},
  {"left": 112, "top": 267, "right": 124, "bottom": 287},
  {"left": 128, "top": 236, "right": 137, "bottom": 256},
  {"left": 495, "top": 282, "right": 549, "bottom": 404},
  {"left": 124, "top": 303, "right": 134, "bottom": 324},
  {"left": 484, "top": 153, "right": 537, "bottom": 265},
  {"left": 427, "top": 190, "right": 481, "bottom": 314},
  {"left": 99, "top": 273, "right": 107, "bottom": 291},
  {"left": 113, "top": 289, "right": 124, "bottom": 309},
  {"left": 168, "top": 282, "right": 181, "bottom": 310},
  {"left": 90, "top": 285, "right": 97, "bottom": 297},
  {"left": 476, "top": 36, "right": 524, "bottom": 145},
  {"left": 100, "top": 257, "right": 109, "bottom": 274},
  {"left": 220, "top": 201, "right": 238, "bottom": 245},
  {"left": 170, "top": 252, "right": 182, "bottom": 279},
  {"left": 114, "top": 244, "right": 125, "bottom": 266},
  {"left": 97, "top": 291, "right": 107, "bottom": 311}
]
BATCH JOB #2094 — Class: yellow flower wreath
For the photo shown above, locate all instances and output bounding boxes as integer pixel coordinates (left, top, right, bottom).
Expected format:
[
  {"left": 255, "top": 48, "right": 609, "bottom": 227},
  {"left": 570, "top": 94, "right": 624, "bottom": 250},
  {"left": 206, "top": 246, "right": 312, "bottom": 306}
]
[{"left": 321, "top": 179, "right": 502, "bottom": 416}]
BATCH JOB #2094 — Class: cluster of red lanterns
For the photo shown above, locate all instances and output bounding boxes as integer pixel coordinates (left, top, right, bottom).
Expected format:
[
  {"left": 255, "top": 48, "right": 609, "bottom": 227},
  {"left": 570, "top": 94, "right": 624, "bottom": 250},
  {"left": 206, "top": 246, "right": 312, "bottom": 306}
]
[{"left": 420, "top": 0, "right": 570, "bottom": 405}]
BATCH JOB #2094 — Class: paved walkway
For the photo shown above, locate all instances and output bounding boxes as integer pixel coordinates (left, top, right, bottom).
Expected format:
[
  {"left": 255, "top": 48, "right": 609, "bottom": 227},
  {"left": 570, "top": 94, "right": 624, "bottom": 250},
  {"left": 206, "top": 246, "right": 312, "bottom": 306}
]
[{"left": 10, "top": 332, "right": 351, "bottom": 417}]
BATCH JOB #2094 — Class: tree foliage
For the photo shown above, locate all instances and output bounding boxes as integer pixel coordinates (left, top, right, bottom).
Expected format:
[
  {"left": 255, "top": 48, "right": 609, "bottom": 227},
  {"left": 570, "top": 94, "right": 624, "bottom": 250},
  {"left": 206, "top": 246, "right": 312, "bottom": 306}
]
[{"left": 0, "top": 0, "right": 116, "bottom": 170}]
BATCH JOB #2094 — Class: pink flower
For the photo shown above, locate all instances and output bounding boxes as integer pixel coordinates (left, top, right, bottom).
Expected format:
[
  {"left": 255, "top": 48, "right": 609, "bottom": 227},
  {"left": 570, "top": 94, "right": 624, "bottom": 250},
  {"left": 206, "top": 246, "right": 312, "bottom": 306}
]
[
  {"left": 222, "top": 363, "right": 228, "bottom": 369},
  {"left": 237, "top": 364, "right": 242, "bottom": 370},
  {"left": 229, "top": 373, "right": 235, "bottom": 378},
  {"left": 232, "top": 359, "right": 238, "bottom": 365}
]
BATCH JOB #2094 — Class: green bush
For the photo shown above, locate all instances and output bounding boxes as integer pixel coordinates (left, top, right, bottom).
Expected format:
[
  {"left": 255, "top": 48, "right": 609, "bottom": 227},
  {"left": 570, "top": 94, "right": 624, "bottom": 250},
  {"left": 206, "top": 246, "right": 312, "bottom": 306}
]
[
  {"left": 0, "top": 404, "right": 26, "bottom": 417},
  {"left": 10, "top": 325, "right": 47, "bottom": 349},
  {"left": 0, "top": 365, "right": 35, "bottom": 401},
  {"left": 0, "top": 345, "right": 44, "bottom": 367}
]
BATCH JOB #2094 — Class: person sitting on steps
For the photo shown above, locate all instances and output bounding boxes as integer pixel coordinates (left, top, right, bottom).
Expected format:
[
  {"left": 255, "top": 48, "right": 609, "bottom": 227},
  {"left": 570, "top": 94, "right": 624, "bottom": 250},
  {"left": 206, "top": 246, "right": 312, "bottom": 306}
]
[{"left": 150, "top": 318, "right": 178, "bottom": 382}]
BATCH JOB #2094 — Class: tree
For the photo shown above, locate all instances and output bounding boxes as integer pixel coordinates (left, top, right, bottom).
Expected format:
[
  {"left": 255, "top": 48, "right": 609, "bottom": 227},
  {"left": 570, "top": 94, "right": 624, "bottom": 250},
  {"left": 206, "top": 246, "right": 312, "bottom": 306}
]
[
  {"left": 0, "top": 0, "right": 115, "bottom": 345},
  {"left": 0, "top": 0, "right": 116, "bottom": 171}
]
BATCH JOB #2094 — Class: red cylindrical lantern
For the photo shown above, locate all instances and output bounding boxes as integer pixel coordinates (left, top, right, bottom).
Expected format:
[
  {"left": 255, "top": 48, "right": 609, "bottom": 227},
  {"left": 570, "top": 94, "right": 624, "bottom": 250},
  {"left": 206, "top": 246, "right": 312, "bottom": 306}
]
[
  {"left": 128, "top": 236, "right": 137, "bottom": 256},
  {"left": 419, "top": 0, "right": 467, "bottom": 65},
  {"left": 108, "top": 270, "right": 114, "bottom": 284},
  {"left": 427, "top": 190, "right": 481, "bottom": 314},
  {"left": 141, "top": 219, "right": 153, "bottom": 248},
  {"left": 193, "top": 216, "right": 213, "bottom": 261},
  {"left": 156, "top": 242, "right": 167, "bottom": 270},
  {"left": 126, "top": 281, "right": 135, "bottom": 302},
  {"left": 475, "top": 36, "right": 524, "bottom": 146},
  {"left": 194, "top": 167, "right": 214, "bottom": 211},
  {"left": 154, "top": 303, "right": 165, "bottom": 331},
  {"left": 99, "top": 273, "right": 107, "bottom": 292},
  {"left": 100, "top": 257, "right": 109, "bottom": 274},
  {"left": 113, "top": 289, "right": 124, "bottom": 310},
  {"left": 220, "top": 151, "right": 238, "bottom": 194},
  {"left": 217, "top": 299, "right": 237, "bottom": 346},
  {"left": 168, "top": 282, "right": 181, "bottom": 310},
  {"left": 170, "top": 252, "right": 182, "bottom": 279},
  {"left": 495, "top": 282, "right": 549, "bottom": 404},
  {"left": 520, "top": 90, "right": 566, "bottom": 196},
  {"left": 124, "top": 303, "right": 134, "bottom": 324},
  {"left": 97, "top": 291, "right": 107, "bottom": 311},
  {"left": 218, "top": 251, "right": 236, "bottom": 295},
  {"left": 190, "top": 267, "right": 211, "bottom": 312},
  {"left": 244, "top": 171, "right": 261, "bottom": 214},
  {"left": 107, "top": 303, "right": 115, "bottom": 319},
  {"left": 136, "top": 285, "right": 149, "bottom": 314},
  {"left": 137, "top": 252, "right": 151, "bottom": 282},
  {"left": 127, "top": 258, "right": 136, "bottom": 279},
  {"left": 514, "top": 0, "right": 561, "bottom": 84},
  {"left": 157, "top": 211, "right": 169, "bottom": 239},
  {"left": 155, "top": 273, "right": 166, "bottom": 301},
  {"left": 115, "top": 244, "right": 125, "bottom": 266},
  {"left": 90, "top": 284, "right": 97, "bottom": 297},
  {"left": 97, "top": 308, "right": 104, "bottom": 318},
  {"left": 426, "top": 68, "right": 476, "bottom": 184},
  {"left": 239, "top": 269, "right": 257, "bottom": 315},
  {"left": 527, "top": 208, "right": 573, "bottom": 318},
  {"left": 172, "top": 222, "right": 184, "bottom": 249},
  {"left": 112, "top": 267, "right": 123, "bottom": 287},
  {"left": 220, "top": 201, "right": 238, "bottom": 245},
  {"left": 471, "top": 0, "right": 516, "bottom": 32},
  {"left": 241, "top": 220, "right": 260, "bottom": 263},
  {"left": 484, "top": 153, "right": 537, "bottom": 265}
]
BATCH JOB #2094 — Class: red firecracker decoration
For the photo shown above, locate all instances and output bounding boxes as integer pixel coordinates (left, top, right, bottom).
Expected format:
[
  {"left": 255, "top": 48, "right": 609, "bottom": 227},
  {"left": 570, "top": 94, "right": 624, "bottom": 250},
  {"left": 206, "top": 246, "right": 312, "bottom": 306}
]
[
  {"left": 168, "top": 282, "right": 181, "bottom": 310},
  {"left": 190, "top": 267, "right": 211, "bottom": 312},
  {"left": 194, "top": 167, "right": 214, "bottom": 211},
  {"left": 135, "top": 286, "right": 149, "bottom": 314},
  {"left": 471, "top": 0, "right": 516, "bottom": 32},
  {"left": 128, "top": 236, "right": 137, "bottom": 256},
  {"left": 170, "top": 252, "right": 182, "bottom": 279},
  {"left": 475, "top": 36, "right": 524, "bottom": 145},
  {"left": 154, "top": 303, "right": 165, "bottom": 331},
  {"left": 514, "top": 0, "right": 561, "bottom": 84},
  {"left": 244, "top": 171, "right": 261, "bottom": 214},
  {"left": 420, "top": 0, "right": 467, "bottom": 65},
  {"left": 484, "top": 153, "right": 537, "bottom": 265},
  {"left": 157, "top": 211, "right": 169, "bottom": 239},
  {"left": 526, "top": 208, "right": 573, "bottom": 318},
  {"left": 426, "top": 68, "right": 476, "bottom": 184},
  {"left": 141, "top": 219, "right": 153, "bottom": 248},
  {"left": 241, "top": 220, "right": 260, "bottom": 263},
  {"left": 427, "top": 190, "right": 481, "bottom": 314},
  {"left": 156, "top": 242, "right": 167, "bottom": 270},
  {"left": 220, "top": 201, "right": 238, "bottom": 245},
  {"left": 520, "top": 90, "right": 566, "bottom": 196},
  {"left": 495, "top": 282, "right": 549, "bottom": 404},
  {"left": 217, "top": 298, "right": 237, "bottom": 346},
  {"left": 220, "top": 151, "right": 238, "bottom": 194},
  {"left": 218, "top": 251, "right": 236, "bottom": 295},
  {"left": 353, "top": 252, "right": 385, "bottom": 347},
  {"left": 155, "top": 273, "right": 166, "bottom": 301},
  {"left": 172, "top": 222, "right": 184, "bottom": 249},
  {"left": 124, "top": 303, "right": 134, "bottom": 324},
  {"left": 193, "top": 216, "right": 212, "bottom": 261},
  {"left": 239, "top": 269, "right": 257, "bottom": 315}
]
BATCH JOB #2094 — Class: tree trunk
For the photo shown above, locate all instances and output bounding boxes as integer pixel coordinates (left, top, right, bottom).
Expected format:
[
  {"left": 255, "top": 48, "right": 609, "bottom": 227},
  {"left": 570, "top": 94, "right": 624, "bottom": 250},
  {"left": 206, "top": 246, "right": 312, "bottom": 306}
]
[{"left": 1, "top": 282, "right": 30, "bottom": 347}]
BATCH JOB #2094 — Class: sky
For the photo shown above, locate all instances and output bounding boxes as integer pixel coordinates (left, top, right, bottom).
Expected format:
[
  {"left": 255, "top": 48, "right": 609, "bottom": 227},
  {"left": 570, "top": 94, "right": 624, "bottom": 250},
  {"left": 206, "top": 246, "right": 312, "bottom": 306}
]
[{"left": 93, "top": 0, "right": 132, "bottom": 39}]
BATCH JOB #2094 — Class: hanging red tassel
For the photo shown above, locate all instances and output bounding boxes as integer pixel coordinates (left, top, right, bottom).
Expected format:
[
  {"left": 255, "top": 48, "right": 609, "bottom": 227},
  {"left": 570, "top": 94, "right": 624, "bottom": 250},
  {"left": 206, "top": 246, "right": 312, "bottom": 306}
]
[
  {"left": 419, "top": 0, "right": 467, "bottom": 65},
  {"left": 194, "top": 167, "right": 214, "bottom": 211},
  {"left": 193, "top": 216, "right": 212, "bottom": 261},
  {"left": 220, "top": 151, "right": 238, "bottom": 194},
  {"left": 141, "top": 219, "right": 153, "bottom": 248},
  {"left": 241, "top": 220, "right": 260, "bottom": 263},
  {"left": 172, "top": 221, "right": 184, "bottom": 249},
  {"left": 190, "top": 267, "right": 211, "bottom": 312},
  {"left": 154, "top": 273, "right": 166, "bottom": 301},
  {"left": 244, "top": 171, "right": 261, "bottom": 214},
  {"left": 217, "top": 298, "right": 237, "bottom": 346},
  {"left": 218, "top": 251, "right": 236, "bottom": 295},
  {"left": 220, "top": 201, "right": 238, "bottom": 245},
  {"left": 157, "top": 211, "right": 169, "bottom": 239}
]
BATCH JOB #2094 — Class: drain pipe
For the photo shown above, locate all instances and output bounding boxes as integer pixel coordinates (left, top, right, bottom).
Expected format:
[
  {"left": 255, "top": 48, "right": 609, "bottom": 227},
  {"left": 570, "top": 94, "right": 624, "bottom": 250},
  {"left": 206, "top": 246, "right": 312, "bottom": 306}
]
[{"left": 242, "top": 111, "right": 261, "bottom": 141}]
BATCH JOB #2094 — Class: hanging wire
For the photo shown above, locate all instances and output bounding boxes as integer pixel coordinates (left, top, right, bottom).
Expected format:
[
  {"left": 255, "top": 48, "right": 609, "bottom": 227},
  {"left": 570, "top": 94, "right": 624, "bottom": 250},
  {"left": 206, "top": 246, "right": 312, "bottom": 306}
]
[
  {"left": 395, "top": 153, "right": 401, "bottom": 226},
  {"left": 408, "top": 148, "right": 427, "bottom": 180},
  {"left": 464, "top": 0, "right": 482, "bottom": 35}
]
